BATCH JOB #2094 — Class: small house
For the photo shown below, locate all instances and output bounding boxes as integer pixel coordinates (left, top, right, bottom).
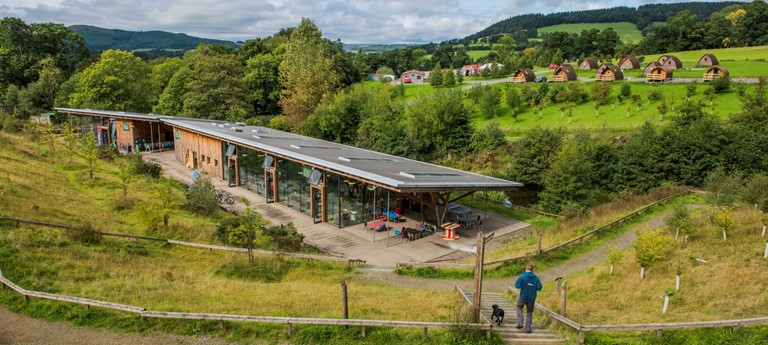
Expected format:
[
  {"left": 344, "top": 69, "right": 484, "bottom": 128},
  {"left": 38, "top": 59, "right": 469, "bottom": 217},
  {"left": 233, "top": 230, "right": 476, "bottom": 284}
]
[
  {"left": 618, "top": 56, "right": 641, "bottom": 70},
  {"left": 646, "top": 66, "right": 673, "bottom": 82},
  {"left": 698, "top": 54, "right": 719, "bottom": 66},
  {"left": 400, "top": 70, "right": 429, "bottom": 84},
  {"left": 460, "top": 64, "right": 480, "bottom": 76},
  {"left": 595, "top": 63, "right": 624, "bottom": 81},
  {"left": 703, "top": 66, "right": 729, "bottom": 81},
  {"left": 578, "top": 58, "right": 598, "bottom": 70},
  {"left": 510, "top": 69, "right": 536, "bottom": 83},
  {"left": 549, "top": 64, "right": 577, "bottom": 82},
  {"left": 643, "top": 61, "right": 662, "bottom": 76},
  {"left": 662, "top": 56, "right": 683, "bottom": 69}
]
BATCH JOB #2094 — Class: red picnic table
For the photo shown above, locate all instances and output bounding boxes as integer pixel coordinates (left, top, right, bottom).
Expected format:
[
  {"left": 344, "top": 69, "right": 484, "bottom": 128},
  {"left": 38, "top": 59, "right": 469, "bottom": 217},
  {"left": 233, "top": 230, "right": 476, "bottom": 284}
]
[
  {"left": 440, "top": 222, "right": 461, "bottom": 241},
  {"left": 366, "top": 221, "right": 387, "bottom": 231}
]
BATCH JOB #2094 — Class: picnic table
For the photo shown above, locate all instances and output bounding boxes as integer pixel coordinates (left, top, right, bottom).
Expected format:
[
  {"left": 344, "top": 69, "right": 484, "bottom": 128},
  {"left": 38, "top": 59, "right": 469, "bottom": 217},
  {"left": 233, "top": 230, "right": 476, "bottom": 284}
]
[
  {"left": 440, "top": 222, "right": 461, "bottom": 241},
  {"left": 366, "top": 221, "right": 387, "bottom": 231}
]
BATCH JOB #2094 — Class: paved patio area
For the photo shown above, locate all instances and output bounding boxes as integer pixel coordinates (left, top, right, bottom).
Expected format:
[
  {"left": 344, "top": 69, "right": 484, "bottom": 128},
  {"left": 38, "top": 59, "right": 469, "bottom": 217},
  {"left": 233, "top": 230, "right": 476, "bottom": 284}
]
[{"left": 144, "top": 151, "right": 530, "bottom": 267}]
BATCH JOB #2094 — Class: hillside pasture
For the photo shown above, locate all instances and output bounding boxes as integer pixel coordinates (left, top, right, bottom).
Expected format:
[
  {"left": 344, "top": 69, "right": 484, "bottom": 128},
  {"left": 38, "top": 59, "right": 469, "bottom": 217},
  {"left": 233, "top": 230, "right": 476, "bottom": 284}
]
[{"left": 537, "top": 22, "right": 643, "bottom": 43}]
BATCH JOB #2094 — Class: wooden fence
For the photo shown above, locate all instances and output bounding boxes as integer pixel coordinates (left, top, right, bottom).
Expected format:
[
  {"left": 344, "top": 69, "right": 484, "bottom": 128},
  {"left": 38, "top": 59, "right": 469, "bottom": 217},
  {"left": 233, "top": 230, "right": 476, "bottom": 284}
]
[
  {"left": 507, "top": 286, "right": 768, "bottom": 344},
  {"left": 484, "top": 189, "right": 693, "bottom": 266},
  {"left": 0, "top": 267, "right": 490, "bottom": 339},
  {"left": 0, "top": 217, "right": 359, "bottom": 265}
]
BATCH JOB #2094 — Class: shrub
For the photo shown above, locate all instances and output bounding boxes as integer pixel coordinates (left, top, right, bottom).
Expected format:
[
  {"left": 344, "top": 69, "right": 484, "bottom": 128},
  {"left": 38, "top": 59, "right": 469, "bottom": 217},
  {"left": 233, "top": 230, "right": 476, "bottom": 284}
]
[
  {"left": 215, "top": 216, "right": 242, "bottom": 243},
  {"left": 263, "top": 222, "right": 305, "bottom": 252},
  {"left": 66, "top": 222, "right": 102, "bottom": 244},
  {"left": 128, "top": 153, "right": 161, "bottom": 178},
  {"left": 185, "top": 174, "right": 218, "bottom": 215},
  {"left": 98, "top": 145, "right": 119, "bottom": 161},
  {"left": 709, "top": 75, "right": 731, "bottom": 94}
]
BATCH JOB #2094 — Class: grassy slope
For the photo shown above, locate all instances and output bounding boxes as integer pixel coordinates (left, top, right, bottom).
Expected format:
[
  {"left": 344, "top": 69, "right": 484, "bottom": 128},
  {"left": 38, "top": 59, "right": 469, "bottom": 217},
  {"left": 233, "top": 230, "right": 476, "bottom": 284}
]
[
  {"left": 537, "top": 22, "right": 643, "bottom": 43},
  {"left": 536, "top": 205, "right": 768, "bottom": 324},
  {"left": 0, "top": 132, "right": 484, "bottom": 344},
  {"left": 471, "top": 81, "right": 746, "bottom": 138}
]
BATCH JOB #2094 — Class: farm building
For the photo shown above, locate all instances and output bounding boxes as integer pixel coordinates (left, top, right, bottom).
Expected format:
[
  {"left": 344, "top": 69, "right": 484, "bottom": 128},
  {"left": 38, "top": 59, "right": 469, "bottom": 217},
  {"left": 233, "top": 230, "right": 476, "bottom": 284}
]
[
  {"left": 578, "top": 58, "right": 598, "bottom": 70},
  {"left": 643, "top": 62, "right": 662, "bottom": 76},
  {"left": 662, "top": 56, "right": 683, "bottom": 69},
  {"left": 646, "top": 66, "right": 673, "bottom": 82},
  {"left": 618, "top": 56, "right": 641, "bottom": 70},
  {"left": 400, "top": 70, "right": 429, "bottom": 84},
  {"left": 55, "top": 108, "right": 521, "bottom": 229},
  {"left": 548, "top": 64, "right": 577, "bottom": 82},
  {"left": 460, "top": 64, "right": 480, "bottom": 76},
  {"left": 698, "top": 54, "right": 719, "bottom": 66},
  {"left": 595, "top": 63, "right": 624, "bottom": 81},
  {"left": 510, "top": 69, "right": 536, "bottom": 83},
  {"left": 703, "top": 66, "right": 729, "bottom": 81}
]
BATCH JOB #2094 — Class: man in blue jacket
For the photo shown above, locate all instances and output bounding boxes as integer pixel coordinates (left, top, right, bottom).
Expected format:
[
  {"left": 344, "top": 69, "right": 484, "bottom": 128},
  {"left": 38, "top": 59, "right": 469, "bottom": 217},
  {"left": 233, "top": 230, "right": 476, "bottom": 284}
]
[{"left": 514, "top": 264, "right": 542, "bottom": 333}]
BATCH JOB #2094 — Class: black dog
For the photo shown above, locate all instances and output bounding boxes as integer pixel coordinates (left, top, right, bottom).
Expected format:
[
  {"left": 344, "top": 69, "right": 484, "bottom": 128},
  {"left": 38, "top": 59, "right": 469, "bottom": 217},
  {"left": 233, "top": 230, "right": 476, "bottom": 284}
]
[{"left": 491, "top": 304, "right": 504, "bottom": 326}]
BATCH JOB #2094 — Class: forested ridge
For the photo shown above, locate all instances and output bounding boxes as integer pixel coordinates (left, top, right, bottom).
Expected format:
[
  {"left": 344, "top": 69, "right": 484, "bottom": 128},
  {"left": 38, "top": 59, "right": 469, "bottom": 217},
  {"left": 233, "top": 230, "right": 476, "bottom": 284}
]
[{"left": 458, "top": 1, "right": 743, "bottom": 44}]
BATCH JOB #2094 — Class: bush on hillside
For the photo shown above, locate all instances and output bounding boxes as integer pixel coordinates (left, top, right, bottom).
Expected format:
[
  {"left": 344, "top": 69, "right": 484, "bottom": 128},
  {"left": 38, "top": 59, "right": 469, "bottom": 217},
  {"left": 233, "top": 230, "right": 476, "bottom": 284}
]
[
  {"left": 709, "top": 75, "right": 731, "bottom": 94},
  {"left": 185, "top": 174, "right": 218, "bottom": 215},
  {"left": 128, "top": 153, "right": 161, "bottom": 178}
]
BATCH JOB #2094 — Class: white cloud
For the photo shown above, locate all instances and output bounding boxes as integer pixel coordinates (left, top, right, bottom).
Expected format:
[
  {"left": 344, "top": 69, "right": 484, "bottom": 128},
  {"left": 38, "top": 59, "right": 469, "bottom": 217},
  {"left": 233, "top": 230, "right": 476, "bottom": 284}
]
[{"left": 0, "top": 0, "right": 686, "bottom": 44}]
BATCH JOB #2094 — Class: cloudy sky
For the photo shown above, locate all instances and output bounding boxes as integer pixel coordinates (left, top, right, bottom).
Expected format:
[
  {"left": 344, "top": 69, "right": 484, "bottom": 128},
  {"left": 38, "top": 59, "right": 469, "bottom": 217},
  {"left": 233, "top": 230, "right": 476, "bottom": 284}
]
[{"left": 2, "top": 0, "right": 685, "bottom": 44}]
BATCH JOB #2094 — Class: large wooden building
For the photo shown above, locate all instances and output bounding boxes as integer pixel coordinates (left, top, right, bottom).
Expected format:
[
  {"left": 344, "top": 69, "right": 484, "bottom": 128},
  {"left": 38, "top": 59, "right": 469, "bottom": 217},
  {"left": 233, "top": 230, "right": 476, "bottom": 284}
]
[
  {"left": 56, "top": 108, "right": 522, "bottom": 228},
  {"left": 548, "top": 64, "right": 577, "bottom": 82},
  {"left": 618, "top": 56, "right": 641, "bottom": 70},
  {"left": 703, "top": 66, "right": 729, "bottom": 81},
  {"left": 595, "top": 63, "right": 623, "bottom": 81},
  {"left": 510, "top": 69, "right": 536, "bottom": 83}
]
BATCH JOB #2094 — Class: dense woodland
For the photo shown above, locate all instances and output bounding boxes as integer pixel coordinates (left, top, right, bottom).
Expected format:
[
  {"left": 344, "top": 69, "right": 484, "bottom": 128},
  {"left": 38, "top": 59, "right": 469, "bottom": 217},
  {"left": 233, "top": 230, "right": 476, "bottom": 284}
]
[{"left": 2, "top": 2, "right": 768, "bottom": 216}]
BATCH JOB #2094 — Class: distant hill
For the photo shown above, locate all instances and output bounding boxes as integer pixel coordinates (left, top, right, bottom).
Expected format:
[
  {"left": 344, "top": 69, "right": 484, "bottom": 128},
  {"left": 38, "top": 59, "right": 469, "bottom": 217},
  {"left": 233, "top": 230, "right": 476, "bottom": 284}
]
[
  {"left": 69, "top": 25, "right": 239, "bottom": 52},
  {"left": 344, "top": 43, "right": 418, "bottom": 53},
  {"left": 458, "top": 1, "right": 744, "bottom": 44}
]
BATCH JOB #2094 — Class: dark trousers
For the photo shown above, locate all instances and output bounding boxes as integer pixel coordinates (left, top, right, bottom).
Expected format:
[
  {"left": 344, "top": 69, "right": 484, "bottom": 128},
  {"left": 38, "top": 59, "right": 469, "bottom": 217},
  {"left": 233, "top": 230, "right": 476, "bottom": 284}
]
[{"left": 516, "top": 298, "right": 535, "bottom": 331}]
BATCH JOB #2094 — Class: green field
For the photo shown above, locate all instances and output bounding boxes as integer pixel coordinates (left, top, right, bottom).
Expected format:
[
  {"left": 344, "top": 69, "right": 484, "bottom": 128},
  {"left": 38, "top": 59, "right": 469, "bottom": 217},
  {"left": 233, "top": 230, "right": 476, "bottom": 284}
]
[
  {"left": 537, "top": 22, "right": 643, "bottom": 43},
  {"left": 471, "top": 82, "right": 747, "bottom": 138},
  {"left": 468, "top": 50, "right": 491, "bottom": 60}
]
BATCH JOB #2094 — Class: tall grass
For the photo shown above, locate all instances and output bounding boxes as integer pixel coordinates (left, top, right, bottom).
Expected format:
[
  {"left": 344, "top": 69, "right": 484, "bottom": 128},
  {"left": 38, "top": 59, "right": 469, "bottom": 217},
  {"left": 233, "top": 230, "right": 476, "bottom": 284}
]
[{"left": 537, "top": 205, "right": 768, "bottom": 324}]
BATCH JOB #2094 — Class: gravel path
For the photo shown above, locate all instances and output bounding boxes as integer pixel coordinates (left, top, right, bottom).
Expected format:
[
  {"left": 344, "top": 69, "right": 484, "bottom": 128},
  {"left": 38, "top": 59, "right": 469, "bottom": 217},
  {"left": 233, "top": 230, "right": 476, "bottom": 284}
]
[{"left": 0, "top": 206, "right": 695, "bottom": 344}]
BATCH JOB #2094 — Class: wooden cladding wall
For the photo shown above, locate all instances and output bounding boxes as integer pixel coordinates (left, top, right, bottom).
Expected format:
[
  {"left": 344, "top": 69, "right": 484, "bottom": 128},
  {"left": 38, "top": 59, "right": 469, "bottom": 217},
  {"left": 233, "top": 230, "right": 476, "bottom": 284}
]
[
  {"left": 173, "top": 128, "right": 224, "bottom": 180},
  {"left": 115, "top": 119, "right": 135, "bottom": 151}
]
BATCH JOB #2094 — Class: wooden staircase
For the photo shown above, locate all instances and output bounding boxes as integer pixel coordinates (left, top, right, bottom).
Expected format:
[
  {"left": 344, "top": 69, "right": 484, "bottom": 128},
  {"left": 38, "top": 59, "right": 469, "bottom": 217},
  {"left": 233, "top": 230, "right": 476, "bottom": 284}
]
[{"left": 465, "top": 292, "right": 563, "bottom": 345}]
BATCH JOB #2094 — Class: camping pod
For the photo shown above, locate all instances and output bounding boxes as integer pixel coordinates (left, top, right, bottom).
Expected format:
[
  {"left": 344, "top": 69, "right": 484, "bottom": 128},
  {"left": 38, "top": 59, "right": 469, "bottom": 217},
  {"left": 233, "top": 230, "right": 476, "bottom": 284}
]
[
  {"left": 698, "top": 54, "right": 719, "bottom": 66},
  {"left": 579, "top": 58, "right": 598, "bottom": 70},
  {"left": 703, "top": 66, "right": 729, "bottom": 82},
  {"left": 619, "top": 56, "right": 641, "bottom": 70},
  {"left": 646, "top": 66, "right": 673, "bottom": 82},
  {"left": 549, "top": 64, "right": 577, "bottom": 82},
  {"left": 510, "top": 69, "right": 536, "bottom": 83},
  {"left": 595, "top": 63, "right": 624, "bottom": 81}
]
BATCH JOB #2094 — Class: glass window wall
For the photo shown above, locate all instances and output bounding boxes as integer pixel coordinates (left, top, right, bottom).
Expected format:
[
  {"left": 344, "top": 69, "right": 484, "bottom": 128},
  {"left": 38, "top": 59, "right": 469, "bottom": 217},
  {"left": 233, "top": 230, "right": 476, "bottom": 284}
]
[{"left": 238, "top": 148, "right": 265, "bottom": 196}]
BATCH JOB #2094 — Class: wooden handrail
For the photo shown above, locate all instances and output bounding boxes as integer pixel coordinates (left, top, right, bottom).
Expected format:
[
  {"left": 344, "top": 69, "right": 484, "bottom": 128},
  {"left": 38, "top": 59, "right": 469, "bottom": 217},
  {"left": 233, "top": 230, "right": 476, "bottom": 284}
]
[
  {"left": 507, "top": 286, "right": 582, "bottom": 331},
  {"left": 0, "top": 217, "right": 353, "bottom": 263}
]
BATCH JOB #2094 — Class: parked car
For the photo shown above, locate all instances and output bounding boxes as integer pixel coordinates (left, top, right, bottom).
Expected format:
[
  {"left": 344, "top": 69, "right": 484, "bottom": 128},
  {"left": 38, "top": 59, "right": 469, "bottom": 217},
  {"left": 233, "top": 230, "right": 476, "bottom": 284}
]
[
  {"left": 535, "top": 76, "right": 547, "bottom": 83},
  {"left": 404, "top": 76, "right": 412, "bottom": 83}
]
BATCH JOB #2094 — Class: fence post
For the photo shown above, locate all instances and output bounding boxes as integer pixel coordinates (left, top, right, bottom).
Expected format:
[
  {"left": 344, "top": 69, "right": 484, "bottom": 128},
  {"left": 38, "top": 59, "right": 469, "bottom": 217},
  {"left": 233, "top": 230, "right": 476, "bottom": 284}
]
[
  {"left": 764, "top": 241, "right": 768, "bottom": 259},
  {"left": 341, "top": 280, "right": 349, "bottom": 323},
  {"left": 579, "top": 330, "right": 585, "bottom": 345},
  {"left": 560, "top": 280, "right": 567, "bottom": 317},
  {"left": 423, "top": 327, "right": 428, "bottom": 339},
  {"left": 286, "top": 322, "right": 292, "bottom": 337},
  {"left": 23, "top": 294, "right": 29, "bottom": 304},
  {"left": 657, "top": 329, "right": 663, "bottom": 337},
  {"left": 361, "top": 325, "right": 366, "bottom": 337}
]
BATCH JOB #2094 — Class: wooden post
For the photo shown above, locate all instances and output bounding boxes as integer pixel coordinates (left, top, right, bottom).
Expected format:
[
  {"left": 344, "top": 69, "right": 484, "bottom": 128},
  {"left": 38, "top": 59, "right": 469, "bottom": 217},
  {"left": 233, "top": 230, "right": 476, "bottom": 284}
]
[
  {"left": 341, "top": 280, "right": 349, "bottom": 322},
  {"left": 537, "top": 230, "right": 543, "bottom": 254},
  {"left": 86, "top": 305, "right": 90, "bottom": 311},
  {"left": 219, "top": 320, "right": 225, "bottom": 329},
  {"left": 662, "top": 295, "right": 669, "bottom": 313},
  {"left": 762, "top": 225, "right": 766, "bottom": 238},
  {"left": 423, "top": 327, "right": 428, "bottom": 339},
  {"left": 640, "top": 266, "right": 645, "bottom": 279},
  {"left": 579, "top": 330, "right": 585, "bottom": 345},
  {"left": 560, "top": 280, "right": 567, "bottom": 317},
  {"left": 286, "top": 322, "right": 292, "bottom": 337},
  {"left": 764, "top": 241, "right": 768, "bottom": 259},
  {"left": 675, "top": 275, "right": 681, "bottom": 291},
  {"left": 472, "top": 232, "right": 486, "bottom": 323},
  {"left": 657, "top": 329, "right": 663, "bottom": 337},
  {"left": 361, "top": 325, "right": 366, "bottom": 337},
  {"left": 23, "top": 294, "right": 29, "bottom": 304},
  {"left": 486, "top": 327, "right": 492, "bottom": 339}
]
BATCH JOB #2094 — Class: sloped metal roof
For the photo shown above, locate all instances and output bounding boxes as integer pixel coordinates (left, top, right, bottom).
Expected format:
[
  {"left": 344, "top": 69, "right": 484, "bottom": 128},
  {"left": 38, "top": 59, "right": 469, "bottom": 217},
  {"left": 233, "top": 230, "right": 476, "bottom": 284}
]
[{"left": 56, "top": 108, "right": 522, "bottom": 193}]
